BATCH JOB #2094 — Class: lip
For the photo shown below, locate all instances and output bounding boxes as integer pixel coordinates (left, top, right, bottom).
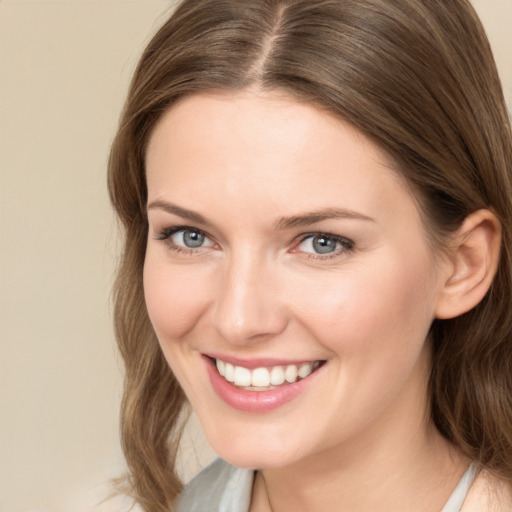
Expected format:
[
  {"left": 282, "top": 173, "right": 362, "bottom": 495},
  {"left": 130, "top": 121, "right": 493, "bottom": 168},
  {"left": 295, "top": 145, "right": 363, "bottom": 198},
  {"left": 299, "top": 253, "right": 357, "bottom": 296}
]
[
  {"left": 204, "top": 352, "right": 319, "bottom": 369},
  {"left": 203, "top": 355, "right": 325, "bottom": 413}
]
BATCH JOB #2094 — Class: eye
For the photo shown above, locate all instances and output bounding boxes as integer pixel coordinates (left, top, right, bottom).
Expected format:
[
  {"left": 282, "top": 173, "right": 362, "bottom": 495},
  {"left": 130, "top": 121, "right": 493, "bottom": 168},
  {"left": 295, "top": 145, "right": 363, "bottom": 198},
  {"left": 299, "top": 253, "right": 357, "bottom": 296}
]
[
  {"left": 295, "top": 233, "right": 353, "bottom": 257},
  {"left": 172, "top": 229, "right": 210, "bottom": 248},
  {"left": 156, "top": 227, "right": 215, "bottom": 252}
]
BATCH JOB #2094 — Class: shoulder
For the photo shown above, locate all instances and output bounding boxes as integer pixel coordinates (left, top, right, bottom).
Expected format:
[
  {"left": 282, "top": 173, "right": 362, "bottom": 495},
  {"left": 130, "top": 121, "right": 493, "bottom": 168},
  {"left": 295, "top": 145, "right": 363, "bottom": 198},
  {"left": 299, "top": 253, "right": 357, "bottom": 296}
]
[
  {"left": 176, "top": 458, "right": 254, "bottom": 512},
  {"left": 461, "top": 469, "right": 512, "bottom": 512}
]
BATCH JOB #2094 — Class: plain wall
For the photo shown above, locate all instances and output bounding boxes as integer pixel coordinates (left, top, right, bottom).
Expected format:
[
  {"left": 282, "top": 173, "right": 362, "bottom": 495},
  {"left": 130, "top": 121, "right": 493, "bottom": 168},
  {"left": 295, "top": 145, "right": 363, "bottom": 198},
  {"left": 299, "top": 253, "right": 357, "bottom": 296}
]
[{"left": 0, "top": 1, "right": 510, "bottom": 511}]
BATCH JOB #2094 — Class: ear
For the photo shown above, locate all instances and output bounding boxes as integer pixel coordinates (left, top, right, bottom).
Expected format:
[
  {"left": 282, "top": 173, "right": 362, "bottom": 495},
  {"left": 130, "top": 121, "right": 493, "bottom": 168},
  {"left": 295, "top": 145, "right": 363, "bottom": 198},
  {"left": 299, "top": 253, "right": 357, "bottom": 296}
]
[{"left": 435, "top": 209, "right": 501, "bottom": 320}]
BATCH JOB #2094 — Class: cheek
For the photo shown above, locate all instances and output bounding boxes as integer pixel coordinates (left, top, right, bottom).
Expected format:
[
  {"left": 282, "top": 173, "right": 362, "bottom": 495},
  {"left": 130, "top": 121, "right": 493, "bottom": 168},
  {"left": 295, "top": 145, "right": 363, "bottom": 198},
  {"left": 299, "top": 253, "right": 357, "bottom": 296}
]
[
  {"left": 143, "top": 251, "right": 212, "bottom": 342},
  {"left": 286, "top": 260, "right": 437, "bottom": 442},
  {"left": 294, "top": 256, "right": 437, "bottom": 361}
]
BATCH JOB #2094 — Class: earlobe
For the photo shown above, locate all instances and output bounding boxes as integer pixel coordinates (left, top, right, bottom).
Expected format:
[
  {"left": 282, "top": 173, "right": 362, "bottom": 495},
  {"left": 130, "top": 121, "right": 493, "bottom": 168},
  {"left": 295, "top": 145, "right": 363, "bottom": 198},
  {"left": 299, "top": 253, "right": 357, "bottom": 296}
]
[{"left": 435, "top": 209, "right": 502, "bottom": 320}]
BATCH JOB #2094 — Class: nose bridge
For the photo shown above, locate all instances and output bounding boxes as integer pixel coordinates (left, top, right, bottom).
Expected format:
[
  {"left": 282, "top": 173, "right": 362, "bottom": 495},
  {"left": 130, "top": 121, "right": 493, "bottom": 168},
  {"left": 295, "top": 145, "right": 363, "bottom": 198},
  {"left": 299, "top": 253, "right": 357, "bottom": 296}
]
[{"left": 212, "top": 247, "right": 286, "bottom": 344}]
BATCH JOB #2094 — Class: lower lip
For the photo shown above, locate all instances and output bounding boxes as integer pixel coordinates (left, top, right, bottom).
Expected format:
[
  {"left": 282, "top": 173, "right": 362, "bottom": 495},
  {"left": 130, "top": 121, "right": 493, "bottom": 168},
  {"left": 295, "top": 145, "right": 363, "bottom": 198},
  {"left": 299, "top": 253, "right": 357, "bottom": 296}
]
[{"left": 204, "top": 357, "right": 324, "bottom": 413}]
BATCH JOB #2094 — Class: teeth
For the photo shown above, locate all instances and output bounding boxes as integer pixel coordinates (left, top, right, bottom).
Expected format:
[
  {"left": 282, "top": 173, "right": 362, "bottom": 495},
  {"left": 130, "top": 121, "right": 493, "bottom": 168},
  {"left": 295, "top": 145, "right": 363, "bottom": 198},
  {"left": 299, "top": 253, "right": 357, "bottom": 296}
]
[
  {"left": 215, "top": 359, "right": 321, "bottom": 390},
  {"left": 216, "top": 359, "right": 226, "bottom": 377},
  {"left": 225, "top": 362, "right": 235, "bottom": 382},
  {"left": 233, "top": 366, "right": 251, "bottom": 387},
  {"left": 251, "top": 367, "right": 270, "bottom": 387},
  {"left": 270, "top": 366, "right": 285, "bottom": 385},
  {"left": 298, "top": 363, "right": 314, "bottom": 379},
  {"left": 284, "top": 365, "right": 298, "bottom": 383}
]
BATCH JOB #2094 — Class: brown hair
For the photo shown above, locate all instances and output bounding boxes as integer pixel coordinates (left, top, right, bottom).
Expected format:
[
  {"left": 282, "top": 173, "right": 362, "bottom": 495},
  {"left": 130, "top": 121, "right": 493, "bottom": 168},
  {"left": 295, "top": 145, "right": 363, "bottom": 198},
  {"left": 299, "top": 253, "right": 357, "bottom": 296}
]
[{"left": 108, "top": 1, "right": 512, "bottom": 510}]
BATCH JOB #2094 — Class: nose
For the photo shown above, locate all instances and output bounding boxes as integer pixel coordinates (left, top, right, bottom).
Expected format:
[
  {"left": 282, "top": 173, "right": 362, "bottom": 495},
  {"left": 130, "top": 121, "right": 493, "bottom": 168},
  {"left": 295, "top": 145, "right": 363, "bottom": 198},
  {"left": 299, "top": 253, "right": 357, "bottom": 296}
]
[{"left": 211, "top": 250, "right": 288, "bottom": 345}]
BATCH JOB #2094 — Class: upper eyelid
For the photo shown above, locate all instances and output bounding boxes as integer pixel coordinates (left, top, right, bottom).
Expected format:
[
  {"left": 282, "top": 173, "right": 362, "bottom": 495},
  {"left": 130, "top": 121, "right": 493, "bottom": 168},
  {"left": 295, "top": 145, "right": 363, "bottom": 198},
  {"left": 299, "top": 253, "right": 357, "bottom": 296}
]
[
  {"left": 299, "top": 231, "right": 346, "bottom": 239},
  {"left": 155, "top": 226, "right": 216, "bottom": 253},
  {"left": 155, "top": 225, "right": 209, "bottom": 238},
  {"left": 296, "top": 232, "right": 353, "bottom": 244},
  {"left": 294, "top": 234, "right": 355, "bottom": 262},
  {"left": 155, "top": 226, "right": 349, "bottom": 241},
  {"left": 154, "top": 225, "right": 353, "bottom": 252}
]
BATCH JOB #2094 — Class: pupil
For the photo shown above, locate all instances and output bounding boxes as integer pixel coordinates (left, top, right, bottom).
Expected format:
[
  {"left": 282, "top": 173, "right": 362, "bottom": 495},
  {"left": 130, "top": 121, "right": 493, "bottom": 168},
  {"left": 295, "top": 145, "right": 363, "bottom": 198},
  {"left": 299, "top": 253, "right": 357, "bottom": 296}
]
[
  {"left": 184, "top": 230, "right": 204, "bottom": 248},
  {"left": 313, "top": 236, "right": 336, "bottom": 254}
]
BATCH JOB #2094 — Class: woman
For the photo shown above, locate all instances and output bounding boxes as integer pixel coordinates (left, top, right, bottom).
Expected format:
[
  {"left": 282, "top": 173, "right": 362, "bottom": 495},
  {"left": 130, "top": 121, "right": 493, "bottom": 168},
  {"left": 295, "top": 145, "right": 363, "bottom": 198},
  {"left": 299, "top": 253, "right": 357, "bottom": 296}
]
[{"left": 108, "top": 0, "right": 512, "bottom": 510}]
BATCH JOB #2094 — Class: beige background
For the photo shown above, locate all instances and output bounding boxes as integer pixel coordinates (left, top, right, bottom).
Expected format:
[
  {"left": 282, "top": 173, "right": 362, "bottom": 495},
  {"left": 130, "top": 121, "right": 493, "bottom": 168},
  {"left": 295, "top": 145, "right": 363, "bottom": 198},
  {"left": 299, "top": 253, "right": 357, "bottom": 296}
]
[{"left": 0, "top": 1, "right": 510, "bottom": 511}]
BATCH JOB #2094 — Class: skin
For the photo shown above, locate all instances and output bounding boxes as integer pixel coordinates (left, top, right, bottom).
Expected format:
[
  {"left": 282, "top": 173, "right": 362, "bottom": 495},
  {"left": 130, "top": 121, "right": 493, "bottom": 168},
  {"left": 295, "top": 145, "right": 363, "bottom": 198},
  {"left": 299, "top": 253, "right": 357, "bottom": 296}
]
[{"left": 144, "top": 90, "right": 482, "bottom": 511}]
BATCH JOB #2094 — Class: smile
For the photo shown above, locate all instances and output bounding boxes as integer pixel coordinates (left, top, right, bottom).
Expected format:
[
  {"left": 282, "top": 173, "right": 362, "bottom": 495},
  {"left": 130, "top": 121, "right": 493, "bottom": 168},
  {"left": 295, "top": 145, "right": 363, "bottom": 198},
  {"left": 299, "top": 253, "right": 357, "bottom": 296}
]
[
  {"left": 215, "top": 358, "right": 323, "bottom": 391},
  {"left": 204, "top": 355, "right": 327, "bottom": 412}
]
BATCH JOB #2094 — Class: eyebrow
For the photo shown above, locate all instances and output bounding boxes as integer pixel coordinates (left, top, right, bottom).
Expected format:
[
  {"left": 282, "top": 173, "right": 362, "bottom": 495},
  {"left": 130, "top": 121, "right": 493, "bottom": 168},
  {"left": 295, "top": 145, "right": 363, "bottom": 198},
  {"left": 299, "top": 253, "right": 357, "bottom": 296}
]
[
  {"left": 147, "top": 200, "right": 214, "bottom": 228},
  {"left": 273, "top": 208, "right": 375, "bottom": 230},
  {"left": 147, "top": 200, "right": 375, "bottom": 230}
]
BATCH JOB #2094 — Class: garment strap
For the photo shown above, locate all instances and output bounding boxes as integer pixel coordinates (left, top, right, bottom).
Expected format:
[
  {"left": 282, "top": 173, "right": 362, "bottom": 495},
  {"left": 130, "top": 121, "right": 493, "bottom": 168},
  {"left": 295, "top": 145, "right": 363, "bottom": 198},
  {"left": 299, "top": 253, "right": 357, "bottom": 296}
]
[{"left": 440, "top": 463, "right": 478, "bottom": 512}]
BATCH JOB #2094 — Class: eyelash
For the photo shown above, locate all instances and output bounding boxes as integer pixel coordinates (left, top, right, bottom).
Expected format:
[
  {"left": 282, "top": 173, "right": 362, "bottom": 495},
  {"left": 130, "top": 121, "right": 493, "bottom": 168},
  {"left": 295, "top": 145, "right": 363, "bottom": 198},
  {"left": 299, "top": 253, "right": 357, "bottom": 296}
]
[
  {"left": 294, "top": 232, "right": 355, "bottom": 260},
  {"left": 154, "top": 226, "right": 355, "bottom": 260},
  {"left": 154, "top": 226, "right": 213, "bottom": 256}
]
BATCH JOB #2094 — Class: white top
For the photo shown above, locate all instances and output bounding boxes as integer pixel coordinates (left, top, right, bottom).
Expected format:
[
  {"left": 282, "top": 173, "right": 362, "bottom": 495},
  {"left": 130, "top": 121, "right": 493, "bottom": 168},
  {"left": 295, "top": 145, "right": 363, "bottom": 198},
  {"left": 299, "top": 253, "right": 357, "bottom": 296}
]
[{"left": 177, "top": 458, "right": 478, "bottom": 512}]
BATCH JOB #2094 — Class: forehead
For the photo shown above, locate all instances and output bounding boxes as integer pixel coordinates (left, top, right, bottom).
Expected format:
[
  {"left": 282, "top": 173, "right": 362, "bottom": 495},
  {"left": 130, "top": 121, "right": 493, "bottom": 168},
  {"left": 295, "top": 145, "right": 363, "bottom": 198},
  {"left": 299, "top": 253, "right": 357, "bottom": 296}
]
[{"left": 145, "top": 90, "right": 418, "bottom": 227}]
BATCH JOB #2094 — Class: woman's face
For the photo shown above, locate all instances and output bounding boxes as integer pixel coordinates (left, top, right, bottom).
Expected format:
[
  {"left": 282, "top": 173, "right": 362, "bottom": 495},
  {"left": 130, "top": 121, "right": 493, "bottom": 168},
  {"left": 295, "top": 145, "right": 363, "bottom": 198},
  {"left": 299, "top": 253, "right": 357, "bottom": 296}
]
[{"left": 144, "top": 90, "right": 448, "bottom": 470}]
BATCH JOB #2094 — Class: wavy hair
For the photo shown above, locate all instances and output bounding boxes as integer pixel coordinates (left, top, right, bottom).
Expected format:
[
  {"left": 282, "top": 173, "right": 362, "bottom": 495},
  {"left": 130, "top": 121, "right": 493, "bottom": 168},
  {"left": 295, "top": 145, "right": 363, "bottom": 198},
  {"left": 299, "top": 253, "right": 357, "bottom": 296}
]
[{"left": 108, "top": 1, "right": 512, "bottom": 510}]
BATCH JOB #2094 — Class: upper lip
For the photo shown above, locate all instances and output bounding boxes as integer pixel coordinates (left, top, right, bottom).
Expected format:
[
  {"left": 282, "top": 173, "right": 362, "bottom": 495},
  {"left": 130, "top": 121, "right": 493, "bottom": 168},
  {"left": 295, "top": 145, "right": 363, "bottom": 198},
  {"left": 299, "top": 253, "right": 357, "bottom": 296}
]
[{"left": 204, "top": 353, "right": 324, "bottom": 369}]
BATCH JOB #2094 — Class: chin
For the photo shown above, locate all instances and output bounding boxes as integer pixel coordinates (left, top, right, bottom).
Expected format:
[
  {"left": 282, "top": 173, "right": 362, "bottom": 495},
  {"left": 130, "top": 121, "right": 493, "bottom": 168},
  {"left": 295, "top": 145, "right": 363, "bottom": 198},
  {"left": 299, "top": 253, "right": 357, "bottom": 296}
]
[
  {"left": 204, "top": 424, "right": 306, "bottom": 470},
  {"left": 215, "top": 445, "right": 296, "bottom": 470}
]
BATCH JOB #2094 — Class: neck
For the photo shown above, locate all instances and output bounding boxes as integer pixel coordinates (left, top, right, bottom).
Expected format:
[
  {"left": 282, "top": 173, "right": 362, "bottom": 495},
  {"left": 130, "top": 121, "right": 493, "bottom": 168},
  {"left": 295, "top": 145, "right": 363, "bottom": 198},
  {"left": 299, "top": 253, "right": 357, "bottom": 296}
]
[
  {"left": 254, "top": 429, "right": 467, "bottom": 512},
  {"left": 250, "top": 358, "right": 469, "bottom": 512}
]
